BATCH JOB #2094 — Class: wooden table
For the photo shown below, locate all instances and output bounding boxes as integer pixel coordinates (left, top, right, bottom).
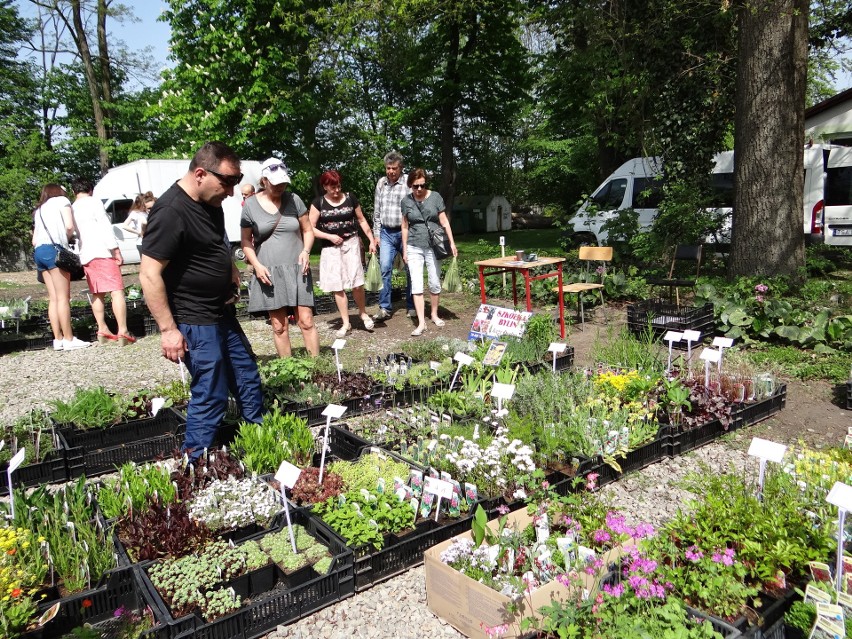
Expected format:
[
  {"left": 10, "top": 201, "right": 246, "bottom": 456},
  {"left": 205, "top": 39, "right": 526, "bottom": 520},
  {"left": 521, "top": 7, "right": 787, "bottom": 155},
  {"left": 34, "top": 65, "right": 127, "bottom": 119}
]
[{"left": 474, "top": 256, "right": 566, "bottom": 338}]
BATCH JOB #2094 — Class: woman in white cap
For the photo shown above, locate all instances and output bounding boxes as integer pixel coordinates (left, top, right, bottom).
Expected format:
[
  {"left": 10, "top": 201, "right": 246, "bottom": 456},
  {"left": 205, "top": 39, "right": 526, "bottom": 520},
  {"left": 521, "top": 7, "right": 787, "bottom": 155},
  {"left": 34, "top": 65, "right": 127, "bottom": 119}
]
[{"left": 240, "top": 158, "right": 319, "bottom": 357}]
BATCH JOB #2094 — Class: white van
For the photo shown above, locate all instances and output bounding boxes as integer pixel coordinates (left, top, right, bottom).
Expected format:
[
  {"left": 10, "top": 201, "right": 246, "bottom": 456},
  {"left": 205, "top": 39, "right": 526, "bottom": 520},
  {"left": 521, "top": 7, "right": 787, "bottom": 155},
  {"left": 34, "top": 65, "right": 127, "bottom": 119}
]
[
  {"left": 566, "top": 148, "right": 832, "bottom": 246},
  {"left": 93, "top": 159, "right": 263, "bottom": 263},
  {"left": 823, "top": 146, "right": 852, "bottom": 246}
]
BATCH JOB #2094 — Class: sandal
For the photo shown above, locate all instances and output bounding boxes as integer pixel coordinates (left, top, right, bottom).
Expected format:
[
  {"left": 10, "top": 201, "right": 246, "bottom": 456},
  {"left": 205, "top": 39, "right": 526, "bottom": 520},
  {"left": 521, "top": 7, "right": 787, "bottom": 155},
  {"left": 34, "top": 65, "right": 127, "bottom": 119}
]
[
  {"left": 361, "top": 315, "right": 375, "bottom": 331},
  {"left": 411, "top": 325, "right": 427, "bottom": 337},
  {"left": 97, "top": 331, "right": 119, "bottom": 345},
  {"left": 335, "top": 325, "right": 352, "bottom": 338},
  {"left": 431, "top": 318, "right": 446, "bottom": 327},
  {"left": 116, "top": 333, "right": 137, "bottom": 346}
]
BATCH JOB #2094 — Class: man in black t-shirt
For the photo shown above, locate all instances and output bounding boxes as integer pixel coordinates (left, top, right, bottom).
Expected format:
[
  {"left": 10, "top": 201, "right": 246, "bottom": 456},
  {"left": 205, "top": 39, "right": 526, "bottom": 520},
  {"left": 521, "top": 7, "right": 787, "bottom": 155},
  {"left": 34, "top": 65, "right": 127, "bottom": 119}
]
[{"left": 140, "top": 141, "right": 263, "bottom": 455}]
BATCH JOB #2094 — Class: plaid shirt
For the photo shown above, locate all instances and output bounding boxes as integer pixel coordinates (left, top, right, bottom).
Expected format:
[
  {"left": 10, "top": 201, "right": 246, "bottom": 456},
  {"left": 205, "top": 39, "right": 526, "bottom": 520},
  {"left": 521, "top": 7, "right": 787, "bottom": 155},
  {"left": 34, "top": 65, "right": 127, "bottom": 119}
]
[{"left": 373, "top": 174, "right": 408, "bottom": 236}]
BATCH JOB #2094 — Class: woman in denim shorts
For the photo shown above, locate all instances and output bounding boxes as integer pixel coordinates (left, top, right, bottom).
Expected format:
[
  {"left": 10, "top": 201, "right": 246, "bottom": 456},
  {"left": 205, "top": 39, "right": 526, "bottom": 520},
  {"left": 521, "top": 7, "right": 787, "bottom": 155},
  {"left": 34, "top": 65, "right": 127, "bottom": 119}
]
[{"left": 32, "top": 183, "right": 91, "bottom": 351}]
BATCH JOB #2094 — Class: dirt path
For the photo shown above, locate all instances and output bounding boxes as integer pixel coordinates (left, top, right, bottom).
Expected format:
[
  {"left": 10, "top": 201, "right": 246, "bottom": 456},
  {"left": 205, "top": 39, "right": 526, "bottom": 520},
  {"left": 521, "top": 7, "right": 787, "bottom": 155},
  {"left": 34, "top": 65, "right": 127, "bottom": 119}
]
[{"left": 2, "top": 267, "right": 848, "bottom": 449}]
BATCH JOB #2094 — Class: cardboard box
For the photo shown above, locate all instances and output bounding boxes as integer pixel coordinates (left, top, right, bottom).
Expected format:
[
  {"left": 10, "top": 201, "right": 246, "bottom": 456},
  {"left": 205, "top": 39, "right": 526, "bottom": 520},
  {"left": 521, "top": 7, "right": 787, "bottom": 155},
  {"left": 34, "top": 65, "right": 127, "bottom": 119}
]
[{"left": 425, "top": 510, "right": 600, "bottom": 639}]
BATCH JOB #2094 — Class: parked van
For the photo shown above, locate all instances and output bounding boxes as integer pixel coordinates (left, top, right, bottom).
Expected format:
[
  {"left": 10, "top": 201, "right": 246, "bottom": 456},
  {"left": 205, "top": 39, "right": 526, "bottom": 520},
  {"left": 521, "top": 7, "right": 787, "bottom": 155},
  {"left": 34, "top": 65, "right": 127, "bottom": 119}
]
[
  {"left": 565, "top": 147, "right": 839, "bottom": 246},
  {"left": 93, "top": 159, "right": 263, "bottom": 263},
  {"left": 824, "top": 146, "right": 852, "bottom": 246}
]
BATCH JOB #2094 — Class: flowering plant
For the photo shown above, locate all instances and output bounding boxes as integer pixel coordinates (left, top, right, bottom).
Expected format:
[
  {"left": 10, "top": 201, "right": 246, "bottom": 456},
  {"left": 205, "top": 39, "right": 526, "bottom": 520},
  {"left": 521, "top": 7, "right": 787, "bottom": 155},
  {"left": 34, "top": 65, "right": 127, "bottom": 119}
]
[{"left": 654, "top": 542, "right": 758, "bottom": 620}]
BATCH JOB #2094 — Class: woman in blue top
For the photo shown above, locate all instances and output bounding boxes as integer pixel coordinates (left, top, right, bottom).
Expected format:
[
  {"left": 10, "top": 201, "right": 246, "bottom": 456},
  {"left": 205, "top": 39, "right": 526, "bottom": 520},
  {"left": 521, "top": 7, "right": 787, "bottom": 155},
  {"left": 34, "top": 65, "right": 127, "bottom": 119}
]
[{"left": 401, "top": 168, "right": 458, "bottom": 336}]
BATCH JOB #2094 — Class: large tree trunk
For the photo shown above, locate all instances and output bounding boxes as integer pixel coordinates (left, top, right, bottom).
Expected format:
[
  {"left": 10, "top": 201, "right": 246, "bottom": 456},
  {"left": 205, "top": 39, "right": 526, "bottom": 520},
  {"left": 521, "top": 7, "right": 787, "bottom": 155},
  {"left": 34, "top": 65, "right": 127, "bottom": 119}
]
[
  {"left": 729, "top": 0, "right": 808, "bottom": 278},
  {"left": 438, "top": 19, "right": 460, "bottom": 216}
]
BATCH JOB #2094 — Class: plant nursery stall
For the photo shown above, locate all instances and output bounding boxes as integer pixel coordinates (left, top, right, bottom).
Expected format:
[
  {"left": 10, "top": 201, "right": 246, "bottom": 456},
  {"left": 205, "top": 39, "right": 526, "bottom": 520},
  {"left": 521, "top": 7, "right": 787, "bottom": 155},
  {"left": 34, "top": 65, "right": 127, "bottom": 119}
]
[{"left": 3, "top": 303, "right": 833, "bottom": 639}]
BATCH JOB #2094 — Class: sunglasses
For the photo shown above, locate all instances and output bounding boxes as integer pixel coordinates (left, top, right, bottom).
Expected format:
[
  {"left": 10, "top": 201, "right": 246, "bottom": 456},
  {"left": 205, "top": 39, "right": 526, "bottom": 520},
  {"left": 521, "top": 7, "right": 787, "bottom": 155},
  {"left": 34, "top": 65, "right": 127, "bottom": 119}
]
[
  {"left": 208, "top": 169, "right": 244, "bottom": 188},
  {"left": 411, "top": 183, "right": 427, "bottom": 190},
  {"left": 265, "top": 164, "right": 287, "bottom": 173}
]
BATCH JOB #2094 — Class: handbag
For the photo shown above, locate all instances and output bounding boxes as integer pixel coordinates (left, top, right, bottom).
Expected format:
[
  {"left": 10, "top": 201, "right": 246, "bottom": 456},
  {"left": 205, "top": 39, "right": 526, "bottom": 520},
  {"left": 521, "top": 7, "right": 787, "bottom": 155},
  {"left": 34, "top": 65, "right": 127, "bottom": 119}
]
[
  {"left": 37, "top": 208, "right": 85, "bottom": 281},
  {"left": 412, "top": 200, "right": 451, "bottom": 260}
]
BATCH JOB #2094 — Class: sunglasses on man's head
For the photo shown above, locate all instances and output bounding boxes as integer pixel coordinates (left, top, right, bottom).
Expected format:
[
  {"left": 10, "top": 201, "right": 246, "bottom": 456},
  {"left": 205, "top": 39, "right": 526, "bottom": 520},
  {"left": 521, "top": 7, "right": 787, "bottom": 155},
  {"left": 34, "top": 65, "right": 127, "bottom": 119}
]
[
  {"left": 411, "top": 183, "right": 427, "bottom": 190},
  {"left": 208, "top": 169, "right": 244, "bottom": 188}
]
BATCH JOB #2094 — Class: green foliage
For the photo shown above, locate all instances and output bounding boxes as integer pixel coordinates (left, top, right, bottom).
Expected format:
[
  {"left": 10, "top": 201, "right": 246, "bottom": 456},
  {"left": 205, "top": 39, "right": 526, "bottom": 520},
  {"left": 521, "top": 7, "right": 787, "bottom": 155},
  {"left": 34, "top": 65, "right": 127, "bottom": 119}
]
[
  {"left": 590, "top": 326, "right": 665, "bottom": 373},
  {"left": 0, "top": 409, "right": 54, "bottom": 466},
  {"left": 742, "top": 344, "right": 851, "bottom": 383},
  {"left": 97, "top": 462, "right": 177, "bottom": 520},
  {"left": 233, "top": 412, "right": 314, "bottom": 473},
  {"left": 49, "top": 387, "right": 125, "bottom": 430},
  {"left": 327, "top": 453, "right": 412, "bottom": 494}
]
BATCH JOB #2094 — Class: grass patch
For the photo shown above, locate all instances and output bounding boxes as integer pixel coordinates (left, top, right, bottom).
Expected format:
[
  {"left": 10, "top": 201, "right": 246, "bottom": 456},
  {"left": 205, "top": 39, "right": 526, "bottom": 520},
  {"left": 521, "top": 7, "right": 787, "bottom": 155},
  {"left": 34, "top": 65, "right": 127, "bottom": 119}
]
[
  {"left": 454, "top": 228, "right": 563, "bottom": 262},
  {"left": 0, "top": 280, "right": 23, "bottom": 290},
  {"left": 743, "top": 344, "right": 850, "bottom": 383}
]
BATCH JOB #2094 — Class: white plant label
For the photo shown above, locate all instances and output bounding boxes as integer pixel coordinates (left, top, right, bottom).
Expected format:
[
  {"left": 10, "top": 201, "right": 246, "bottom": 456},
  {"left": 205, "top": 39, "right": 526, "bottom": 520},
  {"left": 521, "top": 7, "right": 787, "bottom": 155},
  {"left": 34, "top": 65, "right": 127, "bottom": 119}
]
[
  {"left": 713, "top": 337, "right": 734, "bottom": 348},
  {"left": 699, "top": 348, "right": 721, "bottom": 363},
  {"left": 331, "top": 339, "right": 347, "bottom": 351},
  {"left": 499, "top": 236, "right": 505, "bottom": 246},
  {"left": 682, "top": 330, "right": 701, "bottom": 343},
  {"left": 827, "top": 482, "right": 852, "bottom": 512},
  {"left": 453, "top": 352, "right": 474, "bottom": 366},
  {"left": 492, "top": 383, "right": 516, "bottom": 401},
  {"left": 322, "top": 404, "right": 347, "bottom": 419},
  {"left": 7, "top": 448, "right": 25, "bottom": 473},
  {"left": 424, "top": 476, "right": 454, "bottom": 500},
  {"left": 275, "top": 460, "right": 302, "bottom": 489},
  {"left": 548, "top": 342, "right": 567, "bottom": 354},
  {"left": 150, "top": 397, "right": 166, "bottom": 417},
  {"left": 663, "top": 331, "right": 683, "bottom": 343},
  {"left": 429, "top": 361, "right": 441, "bottom": 371},
  {"left": 747, "top": 437, "right": 787, "bottom": 464}
]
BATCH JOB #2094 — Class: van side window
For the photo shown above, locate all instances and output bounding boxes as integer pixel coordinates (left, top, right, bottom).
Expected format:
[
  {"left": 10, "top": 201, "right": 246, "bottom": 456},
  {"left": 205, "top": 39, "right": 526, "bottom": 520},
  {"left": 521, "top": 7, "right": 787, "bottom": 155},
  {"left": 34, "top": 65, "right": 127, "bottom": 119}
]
[
  {"left": 826, "top": 167, "right": 852, "bottom": 206},
  {"left": 591, "top": 178, "right": 628, "bottom": 209},
  {"left": 632, "top": 177, "right": 664, "bottom": 208},
  {"left": 709, "top": 173, "right": 734, "bottom": 207}
]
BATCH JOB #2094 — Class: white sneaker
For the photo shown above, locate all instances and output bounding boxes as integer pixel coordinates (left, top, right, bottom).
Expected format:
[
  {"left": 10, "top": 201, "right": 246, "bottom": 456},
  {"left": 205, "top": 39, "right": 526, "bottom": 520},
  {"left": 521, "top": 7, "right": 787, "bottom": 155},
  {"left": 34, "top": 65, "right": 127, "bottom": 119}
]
[
  {"left": 53, "top": 339, "right": 63, "bottom": 351},
  {"left": 61, "top": 337, "right": 91, "bottom": 351}
]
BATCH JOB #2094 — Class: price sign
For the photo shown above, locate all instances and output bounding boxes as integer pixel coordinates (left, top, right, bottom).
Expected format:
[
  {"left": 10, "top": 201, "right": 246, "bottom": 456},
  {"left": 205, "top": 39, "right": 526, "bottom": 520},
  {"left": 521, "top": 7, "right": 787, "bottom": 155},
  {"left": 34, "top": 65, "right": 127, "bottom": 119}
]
[
  {"left": 682, "top": 330, "right": 701, "bottom": 343},
  {"left": 826, "top": 482, "right": 852, "bottom": 592},
  {"left": 453, "top": 352, "right": 474, "bottom": 366},
  {"left": 424, "top": 476, "right": 454, "bottom": 500},
  {"left": 275, "top": 460, "right": 302, "bottom": 489},
  {"left": 747, "top": 437, "right": 787, "bottom": 464},
  {"left": 664, "top": 331, "right": 683, "bottom": 343},
  {"left": 322, "top": 404, "right": 347, "bottom": 419},
  {"left": 713, "top": 337, "right": 734, "bottom": 349},
  {"left": 548, "top": 342, "right": 567, "bottom": 354},
  {"left": 492, "top": 383, "right": 516, "bottom": 401}
]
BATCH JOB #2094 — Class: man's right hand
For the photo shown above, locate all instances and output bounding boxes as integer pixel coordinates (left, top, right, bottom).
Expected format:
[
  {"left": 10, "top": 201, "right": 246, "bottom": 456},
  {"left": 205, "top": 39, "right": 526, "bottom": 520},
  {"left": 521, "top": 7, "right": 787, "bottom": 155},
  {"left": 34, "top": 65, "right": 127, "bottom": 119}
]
[{"left": 160, "top": 327, "right": 186, "bottom": 362}]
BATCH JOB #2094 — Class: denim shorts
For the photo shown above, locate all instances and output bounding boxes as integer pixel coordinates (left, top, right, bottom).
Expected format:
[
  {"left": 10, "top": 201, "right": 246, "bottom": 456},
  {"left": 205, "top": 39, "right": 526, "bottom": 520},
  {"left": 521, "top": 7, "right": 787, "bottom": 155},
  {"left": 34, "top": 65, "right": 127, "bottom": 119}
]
[{"left": 33, "top": 244, "right": 59, "bottom": 272}]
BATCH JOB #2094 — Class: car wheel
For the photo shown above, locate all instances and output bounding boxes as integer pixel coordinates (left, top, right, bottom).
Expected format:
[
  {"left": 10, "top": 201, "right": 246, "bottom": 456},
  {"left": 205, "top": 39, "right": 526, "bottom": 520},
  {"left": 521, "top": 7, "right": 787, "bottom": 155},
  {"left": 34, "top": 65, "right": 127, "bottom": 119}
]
[{"left": 232, "top": 245, "right": 245, "bottom": 261}]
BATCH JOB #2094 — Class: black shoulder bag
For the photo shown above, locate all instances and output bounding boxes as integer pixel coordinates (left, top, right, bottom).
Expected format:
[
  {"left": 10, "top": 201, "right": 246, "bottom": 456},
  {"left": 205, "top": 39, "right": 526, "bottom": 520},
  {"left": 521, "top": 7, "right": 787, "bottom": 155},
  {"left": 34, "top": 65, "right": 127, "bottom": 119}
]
[
  {"left": 412, "top": 199, "right": 451, "bottom": 260},
  {"left": 37, "top": 208, "right": 85, "bottom": 281}
]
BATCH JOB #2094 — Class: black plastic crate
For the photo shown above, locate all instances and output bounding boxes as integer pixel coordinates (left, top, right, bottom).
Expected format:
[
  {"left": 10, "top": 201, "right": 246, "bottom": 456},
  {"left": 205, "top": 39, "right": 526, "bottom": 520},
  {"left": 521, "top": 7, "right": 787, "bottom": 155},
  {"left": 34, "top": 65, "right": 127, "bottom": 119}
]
[
  {"left": 685, "top": 607, "right": 742, "bottom": 638},
  {"left": 23, "top": 567, "right": 139, "bottom": 639},
  {"left": 739, "top": 588, "right": 798, "bottom": 639},
  {"left": 61, "top": 409, "right": 185, "bottom": 478},
  {"left": 627, "top": 299, "right": 715, "bottom": 346},
  {"left": 353, "top": 511, "right": 476, "bottom": 592},
  {"left": 731, "top": 384, "right": 788, "bottom": 430},
  {"left": 668, "top": 418, "right": 727, "bottom": 457},
  {"left": 326, "top": 424, "right": 372, "bottom": 460},
  {"left": 298, "top": 391, "right": 384, "bottom": 426},
  {"left": 139, "top": 508, "right": 354, "bottom": 639},
  {"left": 618, "top": 426, "right": 670, "bottom": 474},
  {"left": 524, "top": 347, "right": 576, "bottom": 375},
  {"left": 0, "top": 447, "right": 67, "bottom": 495},
  {"left": 0, "top": 333, "right": 52, "bottom": 355}
]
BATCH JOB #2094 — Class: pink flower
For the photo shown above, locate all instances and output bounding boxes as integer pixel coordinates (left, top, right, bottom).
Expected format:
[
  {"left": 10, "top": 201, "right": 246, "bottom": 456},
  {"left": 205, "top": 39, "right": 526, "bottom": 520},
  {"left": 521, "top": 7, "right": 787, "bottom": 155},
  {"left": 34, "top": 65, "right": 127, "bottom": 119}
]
[
  {"left": 586, "top": 473, "right": 599, "bottom": 491},
  {"left": 542, "top": 480, "right": 550, "bottom": 490},
  {"left": 496, "top": 504, "right": 510, "bottom": 516},
  {"left": 755, "top": 295, "right": 765, "bottom": 302},
  {"left": 593, "top": 529, "right": 611, "bottom": 543},
  {"left": 685, "top": 546, "right": 704, "bottom": 562},
  {"left": 755, "top": 283, "right": 768, "bottom": 293}
]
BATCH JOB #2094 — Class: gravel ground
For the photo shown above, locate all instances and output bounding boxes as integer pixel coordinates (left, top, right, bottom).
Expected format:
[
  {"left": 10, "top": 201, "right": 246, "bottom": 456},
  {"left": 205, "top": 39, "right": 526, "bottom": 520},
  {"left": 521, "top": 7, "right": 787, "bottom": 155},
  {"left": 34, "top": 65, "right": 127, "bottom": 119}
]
[{"left": 0, "top": 307, "right": 771, "bottom": 639}]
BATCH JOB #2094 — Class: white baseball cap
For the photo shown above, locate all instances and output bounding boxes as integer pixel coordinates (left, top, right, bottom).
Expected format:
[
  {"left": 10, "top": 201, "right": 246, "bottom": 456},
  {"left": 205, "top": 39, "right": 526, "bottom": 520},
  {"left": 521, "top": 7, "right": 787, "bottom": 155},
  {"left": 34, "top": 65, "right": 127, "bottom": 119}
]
[{"left": 261, "top": 158, "right": 291, "bottom": 185}]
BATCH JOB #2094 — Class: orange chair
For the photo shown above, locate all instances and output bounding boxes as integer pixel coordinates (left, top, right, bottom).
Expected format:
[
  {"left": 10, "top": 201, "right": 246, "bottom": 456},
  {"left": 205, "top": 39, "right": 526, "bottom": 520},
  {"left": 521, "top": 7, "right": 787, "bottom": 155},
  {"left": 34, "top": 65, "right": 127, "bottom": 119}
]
[{"left": 555, "top": 246, "right": 613, "bottom": 330}]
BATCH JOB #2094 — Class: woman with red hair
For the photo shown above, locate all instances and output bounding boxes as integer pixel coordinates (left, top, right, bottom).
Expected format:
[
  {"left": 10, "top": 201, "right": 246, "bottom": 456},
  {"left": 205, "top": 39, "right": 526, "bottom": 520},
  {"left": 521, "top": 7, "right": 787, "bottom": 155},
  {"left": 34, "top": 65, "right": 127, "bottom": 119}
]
[{"left": 309, "top": 170, "right": 377, "bottom": 337}]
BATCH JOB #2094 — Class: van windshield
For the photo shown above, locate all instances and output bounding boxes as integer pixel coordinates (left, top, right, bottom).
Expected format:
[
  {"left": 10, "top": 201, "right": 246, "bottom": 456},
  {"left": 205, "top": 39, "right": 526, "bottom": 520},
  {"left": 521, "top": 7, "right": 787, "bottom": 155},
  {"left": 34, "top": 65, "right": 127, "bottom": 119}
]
[{"left": 590, "top": 178, "right": 627, "bottom": 209}]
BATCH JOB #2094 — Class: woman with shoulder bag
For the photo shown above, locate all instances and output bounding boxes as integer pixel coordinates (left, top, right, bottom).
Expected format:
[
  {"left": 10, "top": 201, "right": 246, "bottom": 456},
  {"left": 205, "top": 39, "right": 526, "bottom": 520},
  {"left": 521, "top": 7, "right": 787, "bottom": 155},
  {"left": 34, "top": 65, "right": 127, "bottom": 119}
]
[
  {"left": 31, "top": 183, "right": 91, "bottom": 351},
  {"left": 400, "top": 168, "right": 458, "bottom": 336}
]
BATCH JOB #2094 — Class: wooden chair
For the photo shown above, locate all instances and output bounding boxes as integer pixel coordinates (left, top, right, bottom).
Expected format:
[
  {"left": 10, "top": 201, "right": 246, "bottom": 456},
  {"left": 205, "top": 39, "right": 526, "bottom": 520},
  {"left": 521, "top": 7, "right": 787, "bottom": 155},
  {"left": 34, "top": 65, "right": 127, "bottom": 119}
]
[
  {"left": 554, "top": 246, "right": 613, "bottom": 330},
  {"left": 648, "top": 244, "right": 703, "bottom": 305}
]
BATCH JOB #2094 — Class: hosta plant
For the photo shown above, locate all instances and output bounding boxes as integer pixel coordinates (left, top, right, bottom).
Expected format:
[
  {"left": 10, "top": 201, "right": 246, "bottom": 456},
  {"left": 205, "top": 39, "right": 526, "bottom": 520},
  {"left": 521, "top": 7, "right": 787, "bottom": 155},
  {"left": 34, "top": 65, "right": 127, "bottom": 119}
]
[
  {"left": 97, "top": 461, "right": 177, "bottom": 520},
  {"left": 233, "top": 412, "right": 314, "bottom": 473}
]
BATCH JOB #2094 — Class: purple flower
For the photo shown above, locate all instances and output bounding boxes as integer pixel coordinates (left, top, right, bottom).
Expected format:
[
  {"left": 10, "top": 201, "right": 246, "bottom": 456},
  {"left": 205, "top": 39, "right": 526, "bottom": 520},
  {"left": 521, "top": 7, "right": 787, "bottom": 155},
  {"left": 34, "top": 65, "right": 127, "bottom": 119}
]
[
  {"left": 496, "top": 505, "right": 510, "bottom": 515},
  {"left": 593, "top": 529, "right": 611, "bottom": 543},
  {"left": 755, "top": 283, "right": 768, "bottom": 293},
  {"left": 755, "top": 295, "right": 765, "bottom": 302},
  {"left": 113, "top": 606, "right": 127, "bottom": 618},
  {"left": 685, "top": 546, "right": 704, "bottom": 562},
  {"left": 633, "top": 522, "right": 655, "bottom": 538},
  {"left": 603, "top": 582, "right": 624, "bottom": 597},
  {"left": 712, "top": 552, "right": 723, "bottom": 563}
]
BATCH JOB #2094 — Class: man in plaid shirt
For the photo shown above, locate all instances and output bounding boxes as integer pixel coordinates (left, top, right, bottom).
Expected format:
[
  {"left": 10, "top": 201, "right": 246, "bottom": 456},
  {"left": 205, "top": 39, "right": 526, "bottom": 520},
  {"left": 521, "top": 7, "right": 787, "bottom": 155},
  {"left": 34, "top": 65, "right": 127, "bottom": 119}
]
[{"left": 372, "top": 151, "right": 413, "bottom": 321}]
